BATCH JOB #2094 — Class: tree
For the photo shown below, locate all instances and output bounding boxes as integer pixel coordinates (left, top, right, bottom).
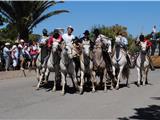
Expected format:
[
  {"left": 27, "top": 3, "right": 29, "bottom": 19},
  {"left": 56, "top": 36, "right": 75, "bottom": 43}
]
[{"left": 0, "top": 1, "right": 69, "bottom": 41}]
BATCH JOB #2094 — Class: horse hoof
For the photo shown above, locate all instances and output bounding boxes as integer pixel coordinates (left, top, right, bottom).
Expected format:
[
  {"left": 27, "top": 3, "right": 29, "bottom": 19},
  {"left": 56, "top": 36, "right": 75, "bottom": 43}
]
[
  {"left": 92, "top": 89, "right": 96, "bottom": 93},
  {"left": 79, "top": 88, "right": 83, "bottom": 95},
  {"left": 52, "top": 88, "right": 56, "bottom": 92},
  {"left": 104, "top": 89, "right": 107, "bottom": 93},
  {"left": 137, "top": 84, "right": 140, "bottom": 87},
  {"left": 61, "top": 91, "right": 65, "bottom": 96},
  {"left": 115, "top": 86, "right": 119, "bottom": 90},
  {"left": 36, "top": 87, "right": 40, "bottom": 90}
]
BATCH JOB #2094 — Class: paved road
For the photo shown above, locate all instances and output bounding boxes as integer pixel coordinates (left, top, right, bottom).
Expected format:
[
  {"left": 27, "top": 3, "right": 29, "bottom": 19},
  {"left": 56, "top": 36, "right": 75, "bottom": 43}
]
[{"left": 0, "top": 69, "right": 160, "bottom": 119}]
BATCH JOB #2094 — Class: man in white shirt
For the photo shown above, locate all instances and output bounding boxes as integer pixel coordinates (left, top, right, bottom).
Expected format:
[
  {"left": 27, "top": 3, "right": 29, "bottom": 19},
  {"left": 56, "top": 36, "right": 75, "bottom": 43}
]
[{"left": 62, "top": 26, "right": 75, "bottom": 47}]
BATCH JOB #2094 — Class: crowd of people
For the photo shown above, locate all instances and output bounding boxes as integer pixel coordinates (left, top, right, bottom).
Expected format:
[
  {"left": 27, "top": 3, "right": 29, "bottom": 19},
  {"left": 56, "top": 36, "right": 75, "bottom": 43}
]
[{"left": 0, "top": 25, "right": 159, "bottom": 72}]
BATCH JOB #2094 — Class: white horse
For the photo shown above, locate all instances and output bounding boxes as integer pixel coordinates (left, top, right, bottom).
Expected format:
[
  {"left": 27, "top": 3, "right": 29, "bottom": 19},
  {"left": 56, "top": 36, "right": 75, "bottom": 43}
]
[
  {"left": 136, "top": 41, "right": 150, "bottom": 86},
  {"left": 35, "top": 45, "right": 43, "bottom": 82},
  {"left": 36, "top": 41, "right": 61, "bottom": 90},
  {"left": 91, "top": 41, "right": 107, "bottom": 92},
  {"left": 60, "top": 43, "right": 79, "bottom": 95},
  {"left": 112, "top": 43, "right": 130, "bottom": 90},
  {"left": 79, "top": 40, "right": 93, "bottom": 94}
]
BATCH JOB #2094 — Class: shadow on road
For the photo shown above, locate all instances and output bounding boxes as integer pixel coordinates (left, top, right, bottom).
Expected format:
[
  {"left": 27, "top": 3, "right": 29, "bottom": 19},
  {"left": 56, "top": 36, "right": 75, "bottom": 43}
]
[{"left": 118, "top": 105, "right": 160, "bottom": 120}]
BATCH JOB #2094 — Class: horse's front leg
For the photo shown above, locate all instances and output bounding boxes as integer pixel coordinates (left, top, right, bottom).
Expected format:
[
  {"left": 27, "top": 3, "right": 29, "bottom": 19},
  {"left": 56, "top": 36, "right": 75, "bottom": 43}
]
[
  {"left": 44, "top": 68, "right": 50, "bottom": 84},
  {"left": 80, "top": 70, "right": 84, "bottom": 94},
  {"left": 91, "top": 70, "right": 96, "bottom": 92},
  {"left": 103, "top": 69, "right": 107, "bottom": 92},
  {"left": 61, "top": 72, "right": 66, "bottom": 95},
  {"left": 116, "top": 66, "right": 123, "bottom": 90},
  {"left": 137, "top": 67, "right": 141, "bottom": 87},
  {"left": 36, "top": 68, "right": 40, "bottom": 82}
]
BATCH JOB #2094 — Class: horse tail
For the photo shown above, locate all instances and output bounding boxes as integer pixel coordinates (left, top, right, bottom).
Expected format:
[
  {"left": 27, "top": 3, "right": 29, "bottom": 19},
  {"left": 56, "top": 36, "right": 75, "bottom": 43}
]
[{"left": 122, "top": 64, "right": 130, "bottom": 80}]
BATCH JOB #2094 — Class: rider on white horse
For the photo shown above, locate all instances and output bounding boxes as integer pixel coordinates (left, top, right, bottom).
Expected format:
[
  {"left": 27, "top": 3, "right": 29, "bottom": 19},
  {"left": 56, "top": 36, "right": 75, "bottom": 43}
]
[
  {"left": 136, "top": 34, "right": 155, "bottom": 71},
  {"left": 115, "top": 32, "right": 131, "bottom": 67},
  {"left": 38, "top": 29, "right": 49, "bottom": 67}
]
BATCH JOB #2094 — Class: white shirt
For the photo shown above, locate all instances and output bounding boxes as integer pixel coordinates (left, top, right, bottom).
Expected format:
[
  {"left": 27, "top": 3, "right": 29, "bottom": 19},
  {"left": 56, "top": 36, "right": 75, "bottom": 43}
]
[
  {"left": 96, "top": 34, "right": 112, "bottom": 53},
  {"left": 39, "top": 36, "right": 49, "bottom": 44},
  {"left": 62, "top": 33, "right": 75, "bottom": 46}
]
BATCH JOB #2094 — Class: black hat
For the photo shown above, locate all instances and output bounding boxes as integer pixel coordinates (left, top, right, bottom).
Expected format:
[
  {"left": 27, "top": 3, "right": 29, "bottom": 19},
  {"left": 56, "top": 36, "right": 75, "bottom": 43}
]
[
  {"left": 42, "top": 29, "right": 48, "bottom": 34},
  {"left": 93, "top": 29, "right": 99, "bottom": 35},
  {"left": 54, "top": 29, "right": 59, "bottom": 34},
  {"left": 139, "top": 34, "right": 144, "bottom": 41},
  {"left": 83, "top": 30, "right": 90, "bottom": 35}
]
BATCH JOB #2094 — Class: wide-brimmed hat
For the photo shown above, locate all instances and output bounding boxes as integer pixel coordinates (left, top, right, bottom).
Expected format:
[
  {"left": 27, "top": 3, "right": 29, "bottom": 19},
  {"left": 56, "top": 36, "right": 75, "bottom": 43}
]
[
  {"left": 5, "top": 42, "right": 10, "bottom": 46},
  {"left": 20, "top": 39, "right": 24, "bottom": 42},
  {"left": 83, "top": 30, "right": 90, "bottom": 35},
  {"left": 67, "top": 25, "right": 74, "bottom": 31},
  {"left": 15, "top": 39, "right": 19, "bottom": 43},
  {"left": 18, "top": 44, "right": 23, "bottom": 48},
  {"left": 12, "top": 45, "right": 17, "bottom": 50}
]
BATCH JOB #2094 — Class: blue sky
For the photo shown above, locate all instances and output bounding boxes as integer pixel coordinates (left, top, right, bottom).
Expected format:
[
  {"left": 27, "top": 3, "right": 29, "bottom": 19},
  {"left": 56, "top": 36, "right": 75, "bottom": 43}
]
[{"left": 33, "top": 1, "right": 160, "bottom": 37}]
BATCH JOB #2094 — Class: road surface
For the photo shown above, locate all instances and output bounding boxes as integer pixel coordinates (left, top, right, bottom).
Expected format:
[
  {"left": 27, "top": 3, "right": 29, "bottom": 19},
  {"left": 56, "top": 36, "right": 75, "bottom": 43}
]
[{"left": 0, "top": 69, "right": 160, "bottom": 119}]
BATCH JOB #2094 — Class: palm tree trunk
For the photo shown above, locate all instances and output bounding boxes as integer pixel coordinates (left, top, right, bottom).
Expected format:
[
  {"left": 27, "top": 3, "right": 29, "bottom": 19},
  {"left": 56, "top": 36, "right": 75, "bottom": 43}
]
[{"left": 19, "top": 30, "right": 29, "bottom": 42}]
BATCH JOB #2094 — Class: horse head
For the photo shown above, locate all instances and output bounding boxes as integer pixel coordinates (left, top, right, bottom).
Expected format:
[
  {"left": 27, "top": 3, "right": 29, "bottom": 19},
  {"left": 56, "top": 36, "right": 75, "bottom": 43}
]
[{"left": 82, "top": 40, "right": 90, "bottom": 56}]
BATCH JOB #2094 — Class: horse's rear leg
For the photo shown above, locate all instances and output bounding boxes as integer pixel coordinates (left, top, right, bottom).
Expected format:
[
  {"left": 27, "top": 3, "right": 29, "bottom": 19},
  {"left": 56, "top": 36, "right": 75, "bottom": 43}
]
[{"left": 91, "top": 71, "right": 96, "bottom": 92}]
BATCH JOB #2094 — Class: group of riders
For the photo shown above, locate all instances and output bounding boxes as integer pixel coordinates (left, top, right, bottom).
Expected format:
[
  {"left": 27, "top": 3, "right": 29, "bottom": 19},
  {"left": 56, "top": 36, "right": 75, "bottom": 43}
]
[{"left": 38, "top": 25, "right": 155, "bottom": 76}]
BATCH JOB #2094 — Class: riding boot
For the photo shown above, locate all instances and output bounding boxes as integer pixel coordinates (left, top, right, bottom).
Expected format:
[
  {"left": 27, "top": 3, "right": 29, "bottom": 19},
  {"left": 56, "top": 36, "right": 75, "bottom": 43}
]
[
  {"left": 126, "top": 54, "right": 132, "bottom": 68},
  {"left": 147, "top": 56, "right": 155, "bottom": 71}
]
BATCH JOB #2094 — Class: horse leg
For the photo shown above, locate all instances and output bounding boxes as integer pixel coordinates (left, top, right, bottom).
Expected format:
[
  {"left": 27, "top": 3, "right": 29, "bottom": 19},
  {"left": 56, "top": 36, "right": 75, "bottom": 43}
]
[
  {"left": 61, "top": 72, "right": 66, "bottom": 95},
  {"left": 116, "top": 66, "right": 123, "bottom": 90},
  {"left": 104, "top": 69, "right": 107, "bottom": 92},
  {"left": 137, "top": 67, "right": 141, "bottom": 87},
  {"left": 44, "top": 68, "right": 49, "bottom": 84},
  {"left": 145, "top": 68, "right": 149, "bottom": 85},
  {"left": 36, "top": 68, "right": 40, "bottom": 82},
  {"left": 36, "top": 72, "right": 44, "bottom": 90},
  {"left": 52, "top": 71, "right": 58, "bottom": 92},
  {"left": 80, "top": 70, "right": 84, "bottom": 94},
  {"left": 91, "top": 71, "right": 96, "bottom": 92}
]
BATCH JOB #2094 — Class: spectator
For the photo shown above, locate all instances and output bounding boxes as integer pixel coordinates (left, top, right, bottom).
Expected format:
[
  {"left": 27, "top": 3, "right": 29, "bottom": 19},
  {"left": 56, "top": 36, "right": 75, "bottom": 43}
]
[
  {"left": 3, "top": 43, "right": 11, "bottom": 71},
  {"left": 151, "top": 25, "right": 157, "bottom": 55}
]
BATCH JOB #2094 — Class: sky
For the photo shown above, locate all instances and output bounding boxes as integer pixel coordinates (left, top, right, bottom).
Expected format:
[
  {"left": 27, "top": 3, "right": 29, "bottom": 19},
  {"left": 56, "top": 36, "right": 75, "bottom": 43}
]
[{"left": 33, "top": 1, "right": 160, "bottom": 37}]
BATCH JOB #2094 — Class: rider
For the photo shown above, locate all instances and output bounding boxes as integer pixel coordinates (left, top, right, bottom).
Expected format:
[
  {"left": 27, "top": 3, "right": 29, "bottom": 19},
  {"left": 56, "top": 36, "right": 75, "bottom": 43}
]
[
  {"left": 136, "top": 34, "right": 155, "bottom": 71},
  {"left": 115, "top": 32, "right": 132, "bottom": 67},
  {"left": 62, "top": 26, "right": 75, "bottom": 47},
  {"left": 38, "top": 29, "right": 49, "bottom": 67},
  {"left": 93, "top": 29, "right": 113, "bottom": 72}
]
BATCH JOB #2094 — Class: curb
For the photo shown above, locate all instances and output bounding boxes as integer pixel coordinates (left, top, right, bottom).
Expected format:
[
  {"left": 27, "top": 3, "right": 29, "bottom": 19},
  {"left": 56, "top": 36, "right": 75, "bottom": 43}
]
[{"left": 0, "top": 70, "right": 36, "bottom": 80}]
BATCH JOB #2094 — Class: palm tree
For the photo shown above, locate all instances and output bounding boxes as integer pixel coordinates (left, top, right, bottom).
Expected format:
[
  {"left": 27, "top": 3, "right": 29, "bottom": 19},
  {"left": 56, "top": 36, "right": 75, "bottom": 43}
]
[{"left": 0, "top": 1, "right": 69, "bottom": 41}]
